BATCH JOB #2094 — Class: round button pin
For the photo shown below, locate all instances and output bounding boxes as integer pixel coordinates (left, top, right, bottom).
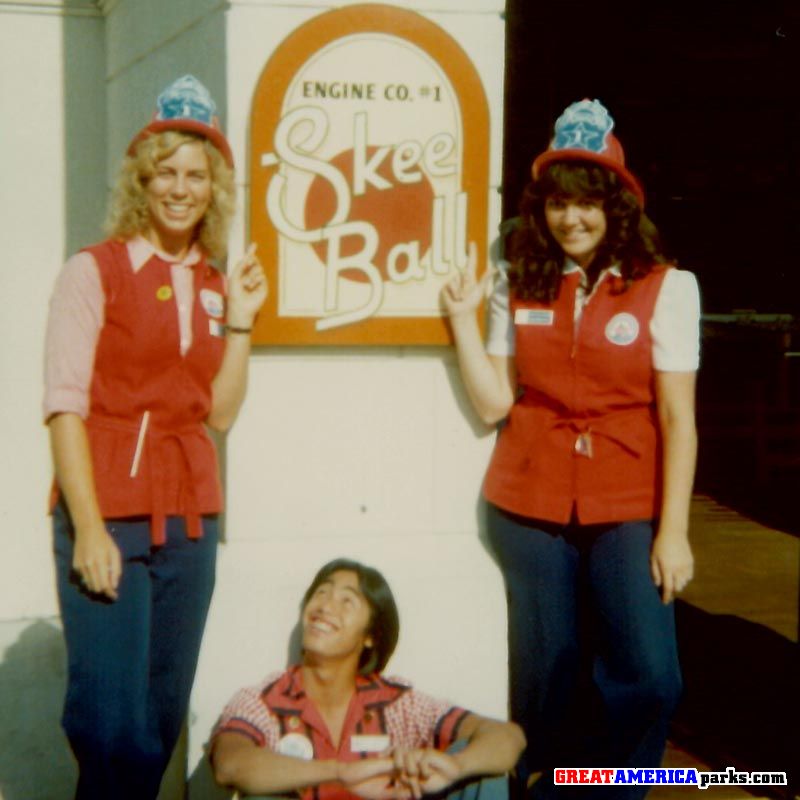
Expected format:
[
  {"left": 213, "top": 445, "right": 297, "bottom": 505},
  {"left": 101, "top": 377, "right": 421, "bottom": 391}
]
[{"left": 277, "top": 732, "right": 314, "bottom": 761}]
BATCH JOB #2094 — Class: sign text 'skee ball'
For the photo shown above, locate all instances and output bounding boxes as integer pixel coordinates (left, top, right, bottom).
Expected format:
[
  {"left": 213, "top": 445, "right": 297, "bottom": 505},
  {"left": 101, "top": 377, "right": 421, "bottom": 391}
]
[{"left": 250, "top": 4, "right": 490, "bottom": 345}]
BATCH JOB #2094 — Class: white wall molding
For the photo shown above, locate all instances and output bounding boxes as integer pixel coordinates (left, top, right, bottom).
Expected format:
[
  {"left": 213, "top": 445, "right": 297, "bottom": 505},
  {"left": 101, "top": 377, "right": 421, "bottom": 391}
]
[{"left": 0, "top": 0, "right": 102, "bottom": 16}]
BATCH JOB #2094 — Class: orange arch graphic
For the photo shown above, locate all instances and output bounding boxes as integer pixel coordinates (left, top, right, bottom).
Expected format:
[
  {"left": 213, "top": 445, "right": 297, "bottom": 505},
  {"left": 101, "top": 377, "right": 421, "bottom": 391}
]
[{"left": 250, "top": 3, "right": 490, "bottom": 345}]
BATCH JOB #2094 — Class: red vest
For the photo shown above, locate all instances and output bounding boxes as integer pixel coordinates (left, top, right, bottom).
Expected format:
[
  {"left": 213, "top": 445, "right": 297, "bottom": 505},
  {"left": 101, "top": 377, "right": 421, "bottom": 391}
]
[
  {"left": 58, "top": 239, "right": 226, "bottom": 544},
  {"left": 484, "top": 266, "right": 670, "bottom": 524}
]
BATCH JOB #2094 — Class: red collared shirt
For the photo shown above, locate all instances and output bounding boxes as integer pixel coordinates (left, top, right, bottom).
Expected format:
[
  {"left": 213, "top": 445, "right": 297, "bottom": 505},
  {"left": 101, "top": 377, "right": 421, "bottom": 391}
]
[{"left": 214, "top": 666, "right": 468, "bottom": 800}]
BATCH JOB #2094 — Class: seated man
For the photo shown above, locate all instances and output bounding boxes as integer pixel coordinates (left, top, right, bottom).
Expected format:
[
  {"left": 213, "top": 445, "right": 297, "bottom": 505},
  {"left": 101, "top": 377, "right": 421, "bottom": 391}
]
[{"left": 211, "top": 558, "right": 525, "bottom": 799}]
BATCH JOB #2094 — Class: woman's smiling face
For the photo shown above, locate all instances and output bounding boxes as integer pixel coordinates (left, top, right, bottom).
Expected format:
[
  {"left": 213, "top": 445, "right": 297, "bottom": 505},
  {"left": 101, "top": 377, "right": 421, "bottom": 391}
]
[
  {"left": 544, "top": 194, "right": 607, "bottom": 268},
  {"left": 144, "top": 140, "right": 212, "bottom": 257}
]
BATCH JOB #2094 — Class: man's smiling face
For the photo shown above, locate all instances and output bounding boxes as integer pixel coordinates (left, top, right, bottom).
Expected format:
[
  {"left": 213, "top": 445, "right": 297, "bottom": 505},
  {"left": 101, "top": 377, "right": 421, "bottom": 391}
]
[{"left": 302, "top": 570, "right": 374, "bottom": 667}]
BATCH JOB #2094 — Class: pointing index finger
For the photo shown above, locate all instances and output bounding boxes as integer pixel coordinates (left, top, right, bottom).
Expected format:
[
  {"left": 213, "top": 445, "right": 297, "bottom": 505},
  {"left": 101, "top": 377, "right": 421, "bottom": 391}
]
[
  {"left": 237, "top": 242, "right": 259, "bottom": 276},
  {"left": 466, "top": 241, "right": 478, "bottom": 280}
]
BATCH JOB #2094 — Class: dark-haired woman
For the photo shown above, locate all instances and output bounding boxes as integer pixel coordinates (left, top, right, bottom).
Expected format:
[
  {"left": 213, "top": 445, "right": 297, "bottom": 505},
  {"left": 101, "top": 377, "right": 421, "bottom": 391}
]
[{"left": 443, "top": 100, "right": 699, "bottom": 797}]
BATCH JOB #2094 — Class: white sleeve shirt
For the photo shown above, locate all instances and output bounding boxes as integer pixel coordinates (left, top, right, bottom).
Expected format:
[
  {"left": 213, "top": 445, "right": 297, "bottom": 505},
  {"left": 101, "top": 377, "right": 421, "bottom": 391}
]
[{"left": 485, "top": 261, "right": 701, "bottom": 371}]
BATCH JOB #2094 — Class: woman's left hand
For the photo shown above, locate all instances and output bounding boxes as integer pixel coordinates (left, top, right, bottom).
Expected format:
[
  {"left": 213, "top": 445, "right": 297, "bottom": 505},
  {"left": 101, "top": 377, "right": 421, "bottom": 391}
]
[
  {"left": 650, "top": 527, "right": 694, "bottom": 605},
  {"left": 226, "top": 243, "right": 268, "bottom": 328}
]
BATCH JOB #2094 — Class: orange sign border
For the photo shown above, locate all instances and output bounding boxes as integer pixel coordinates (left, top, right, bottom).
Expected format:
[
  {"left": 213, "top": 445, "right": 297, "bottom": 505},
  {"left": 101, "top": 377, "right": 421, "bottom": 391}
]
[{"left": 249, "top": 3, "right": 490, "bottom": 346}]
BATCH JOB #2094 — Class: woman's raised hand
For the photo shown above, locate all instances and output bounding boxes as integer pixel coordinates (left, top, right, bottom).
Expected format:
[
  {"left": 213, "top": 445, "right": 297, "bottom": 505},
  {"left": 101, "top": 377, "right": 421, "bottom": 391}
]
[
  {"left": 226, "top": 243, "right": 268, "bottom": 329},
  {"left": 441, "top": 243, "right": 493, "bottom": 319}
]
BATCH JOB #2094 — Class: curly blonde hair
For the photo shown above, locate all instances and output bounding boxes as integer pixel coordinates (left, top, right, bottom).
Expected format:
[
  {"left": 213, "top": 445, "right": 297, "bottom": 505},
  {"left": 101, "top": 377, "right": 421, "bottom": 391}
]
[{"left": 105, "top": 131, "right": 235, "bottom": 261}]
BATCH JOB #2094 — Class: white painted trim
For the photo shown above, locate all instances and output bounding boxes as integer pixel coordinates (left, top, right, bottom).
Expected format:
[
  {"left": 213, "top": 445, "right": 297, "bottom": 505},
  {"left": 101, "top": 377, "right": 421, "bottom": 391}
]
[
  {"left": 0, "top": 0, "right": 102, "bottom": 16},
  {"left": 227, "top": 0, "right": 505, "bottom": 13}
]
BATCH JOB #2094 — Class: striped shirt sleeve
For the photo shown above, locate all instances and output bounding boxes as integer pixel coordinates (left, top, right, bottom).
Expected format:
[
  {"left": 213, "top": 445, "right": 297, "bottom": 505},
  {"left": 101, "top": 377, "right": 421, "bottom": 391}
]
[{"left": 383, "top": 684, "right": 469, "bottom": 751}]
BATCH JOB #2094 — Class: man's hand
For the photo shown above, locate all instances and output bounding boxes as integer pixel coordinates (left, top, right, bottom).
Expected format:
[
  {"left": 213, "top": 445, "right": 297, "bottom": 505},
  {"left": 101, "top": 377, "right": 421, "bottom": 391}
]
[
  {"left": 338, "top": 749, "right": 463, "bottom": 800},
  {"left": 339, "top": 758, "right": 411, "bottom": 800},
  {"left": 391, "top": 748, "right": 464, "bottom": 798}
]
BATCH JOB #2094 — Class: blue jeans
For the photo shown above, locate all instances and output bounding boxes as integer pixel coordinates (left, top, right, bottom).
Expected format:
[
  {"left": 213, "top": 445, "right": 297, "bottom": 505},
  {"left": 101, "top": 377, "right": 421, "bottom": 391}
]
[
  {"left": 53, "top": 502, "right": 218, "bottom": 800},
  {"left": 487, "top": 505, "right": 682, "bottom": 799}
]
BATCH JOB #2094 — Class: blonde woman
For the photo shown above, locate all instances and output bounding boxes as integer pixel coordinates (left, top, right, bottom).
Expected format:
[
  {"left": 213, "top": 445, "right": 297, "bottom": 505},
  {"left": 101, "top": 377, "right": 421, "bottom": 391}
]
[{"left": 44, "top": 75, "right": 267, "bottom": 799}]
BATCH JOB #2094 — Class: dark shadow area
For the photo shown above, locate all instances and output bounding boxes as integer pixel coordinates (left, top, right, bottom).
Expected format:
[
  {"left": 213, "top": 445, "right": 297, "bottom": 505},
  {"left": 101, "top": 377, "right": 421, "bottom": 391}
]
[
  {"left": 62, "top": 6, "right": 107, "bottom": 259},
  {"left": 0, "top": 620, "right": 76, "bottom": 800},
  {"left": 188, "top": 757, "right": 233, "bottom": 800},
  {"left": 696, "top": 323, "right": 800, "bottom": 536},
  {"left": 503, "top": 0, "right": 798, "bottom": 315},
  {"left": 287, "top": 618, "right": 303, "bottom": 666},
  {"left": 0, "top": 616, "right": 187, "bottom": 800},
  {"left": 672, "top": 601, "right": 799, "bottom": 796}
]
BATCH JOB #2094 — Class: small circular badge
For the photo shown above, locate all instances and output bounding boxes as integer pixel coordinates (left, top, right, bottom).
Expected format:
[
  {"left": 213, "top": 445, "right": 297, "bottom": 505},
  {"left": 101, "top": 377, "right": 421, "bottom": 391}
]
[
  {"left": 604, "top": 312, "right": 640, "bottom": 346},
  {"left": 200, "top": 288, "right": 224, "bottom": 318},
  {"left": 156, "top": 285, "right": 173, "bottom": 302},
  {"left": 277, "top": 732, "right": 314, "bottom": 761}
]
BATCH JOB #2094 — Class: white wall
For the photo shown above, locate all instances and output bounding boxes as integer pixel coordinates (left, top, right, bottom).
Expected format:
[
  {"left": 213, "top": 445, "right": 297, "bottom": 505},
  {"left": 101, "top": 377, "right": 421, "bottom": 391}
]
[
  {"left": 190, "top": 0, "right": 508, "bottom": 784},
  {"left": 0, "top": 2, "right": 508, "bottom": 797},
  {"left": 0, "top": 1, "right": 105, "bottom": 620},
  {"left": 1, "top": 8, "right": 67, "bottom": 624},
  {"left": 0, "top": 4, "right": 106, "bottom": 797}
]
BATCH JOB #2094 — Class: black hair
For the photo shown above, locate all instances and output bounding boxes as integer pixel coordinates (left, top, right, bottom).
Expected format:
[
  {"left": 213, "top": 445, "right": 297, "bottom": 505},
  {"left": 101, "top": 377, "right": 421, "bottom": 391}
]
[
  {"left": 302, "top": 558, "right": 400, "bottom": 675},
  {"left": 508, "top": 161, "right": 668, "bottom": 302}
]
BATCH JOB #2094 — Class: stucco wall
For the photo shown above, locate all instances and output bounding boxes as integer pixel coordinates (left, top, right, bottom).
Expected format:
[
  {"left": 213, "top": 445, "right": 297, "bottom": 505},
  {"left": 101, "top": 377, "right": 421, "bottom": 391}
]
[
  {"left": 192, "top": 0, "right": 508, "bottom": 786},
  {"left": 0, "top": 5, "right": 106, "bottom": 798}
]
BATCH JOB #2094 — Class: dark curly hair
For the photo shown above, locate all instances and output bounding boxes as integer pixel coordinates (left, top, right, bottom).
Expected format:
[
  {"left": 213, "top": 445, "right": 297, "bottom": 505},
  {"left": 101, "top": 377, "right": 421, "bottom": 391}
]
[{"left": 507, "top": 161, "right": 668, "bottom": 302}]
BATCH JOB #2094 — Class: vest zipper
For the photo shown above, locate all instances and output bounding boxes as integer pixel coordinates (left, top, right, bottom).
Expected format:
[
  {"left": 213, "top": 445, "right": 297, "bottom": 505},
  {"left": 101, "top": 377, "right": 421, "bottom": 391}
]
[{"left": 571, "top": 282, "right": 584, "bottom": 359}]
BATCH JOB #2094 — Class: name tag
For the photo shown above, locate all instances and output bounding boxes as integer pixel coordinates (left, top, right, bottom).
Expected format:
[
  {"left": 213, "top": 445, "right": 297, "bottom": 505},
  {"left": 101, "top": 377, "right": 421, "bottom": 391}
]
[
  {"left": 351, "top": 734, "right": 390, "bottom": 753},
  {"left": 514, "top": 309, "right": 554, "bottom": 326}
]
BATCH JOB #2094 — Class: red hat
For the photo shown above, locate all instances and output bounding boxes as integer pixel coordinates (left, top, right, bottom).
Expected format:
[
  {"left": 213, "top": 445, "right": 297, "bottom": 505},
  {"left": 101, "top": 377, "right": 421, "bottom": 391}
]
[
  {"left": 532, "top": 99, "right": 644, "bottom": 206},
  {"left": 127, "top": 75, "right": 234, "bottom": 168}
]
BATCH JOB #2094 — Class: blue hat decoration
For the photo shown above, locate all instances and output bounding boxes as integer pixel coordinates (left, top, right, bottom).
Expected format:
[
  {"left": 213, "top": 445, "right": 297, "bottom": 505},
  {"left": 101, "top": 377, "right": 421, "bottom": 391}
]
[
  {"left": 532, "top": 98, "right": 644, "bottom": 206},
  {"left": 127, "top": 75, "right": 233, "bottom": 167}
]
